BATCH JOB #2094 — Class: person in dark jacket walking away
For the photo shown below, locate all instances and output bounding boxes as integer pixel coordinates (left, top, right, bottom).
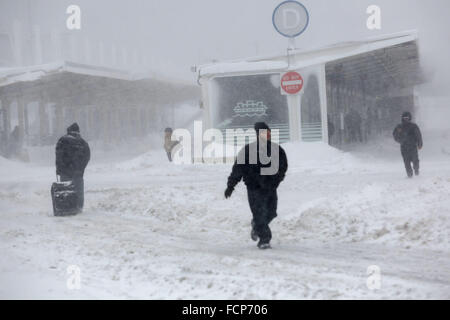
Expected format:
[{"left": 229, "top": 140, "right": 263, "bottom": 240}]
[
  {"left": 224, "top": 122, "right": 288, "bottom": 250},
  {"left": 393, "top": 112, "right": 423, "bottom": 178},
  {"left": 56, "top": 123, "right": 91, "bottom": 211}
]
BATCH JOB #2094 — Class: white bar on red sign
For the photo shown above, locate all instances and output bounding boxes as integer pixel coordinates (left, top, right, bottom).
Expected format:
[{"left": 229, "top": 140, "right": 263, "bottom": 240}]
[{"left": 282, "top": 80, "right": 303, "bottom": 86}]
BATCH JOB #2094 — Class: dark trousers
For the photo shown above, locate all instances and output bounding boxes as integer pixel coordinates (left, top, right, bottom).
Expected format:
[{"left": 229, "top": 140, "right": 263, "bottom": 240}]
[
  {"left": 247, "top": 187, "right": 278, "bottom": 244},
  {"left": 401, "top": 146, "right": 419, "bottom": 177},
  {"left": 60, "top": 175, "right": 84, "bottom": 209}
]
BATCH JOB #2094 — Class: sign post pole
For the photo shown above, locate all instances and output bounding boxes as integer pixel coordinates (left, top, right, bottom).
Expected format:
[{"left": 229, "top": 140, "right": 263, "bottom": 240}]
[
  {"left": 280, "top": 70, "right": 304, "bottom": 143},
  {"left": 288, "top": 94, "right": 302, "bottom": 141},
  {"left": 273, "top": 1, "right": 309, "bottom": 142}
]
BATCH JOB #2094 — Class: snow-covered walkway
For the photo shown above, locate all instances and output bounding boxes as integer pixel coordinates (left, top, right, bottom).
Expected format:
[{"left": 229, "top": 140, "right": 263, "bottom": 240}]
[{"left": 1, "top": 142, "right": 449, "bottom": 299}]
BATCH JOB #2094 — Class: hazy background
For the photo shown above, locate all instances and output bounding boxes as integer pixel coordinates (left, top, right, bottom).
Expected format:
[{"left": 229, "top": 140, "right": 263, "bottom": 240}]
[
  {"left": 1, "top": 0, "right": 449, "bottom": 142},
  {"left": 1, "top": 0, "right": 449, "bottom": 85}
]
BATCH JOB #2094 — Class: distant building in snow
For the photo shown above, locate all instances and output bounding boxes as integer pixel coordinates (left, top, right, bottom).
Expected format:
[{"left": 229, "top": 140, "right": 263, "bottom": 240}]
[
  {"left": 196, "top": 31, "right": 424, "bottom": 149},
  {"left": 0, "top": 9, "right": 200, "bottom": 158},
  {"left": 0, "top": 61, "right": 199, "bottom": 157}
]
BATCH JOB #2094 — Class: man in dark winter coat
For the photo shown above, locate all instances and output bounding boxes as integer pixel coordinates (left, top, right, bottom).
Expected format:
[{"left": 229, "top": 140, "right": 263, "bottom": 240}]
[
  {"left": 56, "top": 123, "right": 91, "bottom": 210},
  {"left": 224, "top": 122, "right": 288, "bottom": 249},
  {"left": 393, "top": 112, "right": 423, "bottom": 178}
]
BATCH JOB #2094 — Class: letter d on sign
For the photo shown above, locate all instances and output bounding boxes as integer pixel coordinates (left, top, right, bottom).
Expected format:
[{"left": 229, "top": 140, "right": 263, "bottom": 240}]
[
  {"left": 283, "top": 9, "right": 300, "bottom": 29},
  {"left": 67, "top": 265, "right": 81, "bottom": 290}
]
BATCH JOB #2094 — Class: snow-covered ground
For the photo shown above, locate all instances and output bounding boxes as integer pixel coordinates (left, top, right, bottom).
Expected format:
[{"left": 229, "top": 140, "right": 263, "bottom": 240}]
[{"left": 0, "top": 136, "right": 449, "bottom": 299}]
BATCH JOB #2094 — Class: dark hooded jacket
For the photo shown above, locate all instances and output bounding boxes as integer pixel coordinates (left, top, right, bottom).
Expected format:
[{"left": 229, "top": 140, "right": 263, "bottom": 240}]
[
  {"left": 227, "top": 138, "right": 288, "bottom": 191},
  {"left": 56, "top": 123, "right": 91, "bottom": 178},
  {"left": 393, "top": 114, "right": 423, "bottom": 150}
]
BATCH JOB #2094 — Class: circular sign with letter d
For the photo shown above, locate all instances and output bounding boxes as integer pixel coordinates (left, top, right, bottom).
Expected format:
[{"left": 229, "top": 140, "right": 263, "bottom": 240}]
[{"left": 273, "top": 1, "right": 309, "bottom": 38}]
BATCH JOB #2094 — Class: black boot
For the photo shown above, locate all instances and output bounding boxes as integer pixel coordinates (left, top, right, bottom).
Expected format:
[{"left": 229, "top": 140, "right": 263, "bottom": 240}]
[
  {"left": 257, "top": 241, "right": 271, "bottom": 250},
  {"left": 406, "top": 168, "right": 413, "bottom": 178}
]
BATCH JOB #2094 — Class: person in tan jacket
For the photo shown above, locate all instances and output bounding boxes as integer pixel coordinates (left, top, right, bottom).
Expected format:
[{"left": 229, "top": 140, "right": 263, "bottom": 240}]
[{"left": 164, "top": 127, "right": 180, "bottom": 162}]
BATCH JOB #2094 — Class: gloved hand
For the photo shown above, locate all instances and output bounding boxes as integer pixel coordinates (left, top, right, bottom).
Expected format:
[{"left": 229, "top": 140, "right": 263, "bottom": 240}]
[{"left": 224, "top": 187, "right": 234, "bottom": 199}]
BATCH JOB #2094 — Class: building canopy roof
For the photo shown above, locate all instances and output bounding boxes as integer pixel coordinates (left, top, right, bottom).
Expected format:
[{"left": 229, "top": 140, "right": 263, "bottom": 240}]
[
  {"left": 0, "top": 60, "right": 192, "bottom": 87},
  {"left": 198, "top": 30, "right": 421, "bottom": 80},
  {"left": 0, "top": 61, "right": 199, "bottom": 105}
]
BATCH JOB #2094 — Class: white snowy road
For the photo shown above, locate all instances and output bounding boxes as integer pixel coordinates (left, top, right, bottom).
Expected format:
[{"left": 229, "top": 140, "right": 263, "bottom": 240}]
[{"left": 0, "top": 142, "right": 449, "bottom": 299}]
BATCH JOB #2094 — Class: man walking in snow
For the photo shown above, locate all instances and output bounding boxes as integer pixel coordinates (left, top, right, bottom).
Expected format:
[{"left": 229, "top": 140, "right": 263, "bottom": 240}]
[
  {"left": 393, "top": 112, "right": 423, "bottom": 178},
  {"left": 224, "top": 122, "right": 288, "bottom": 249},
  {"left": 55, "top": 123, "right": 91, "bottom": 211}
]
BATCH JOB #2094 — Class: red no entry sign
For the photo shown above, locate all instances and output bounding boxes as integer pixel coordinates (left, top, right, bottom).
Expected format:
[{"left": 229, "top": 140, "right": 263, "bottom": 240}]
[{"left": 281, "top": 71, "right": 304, "bottom": 95}]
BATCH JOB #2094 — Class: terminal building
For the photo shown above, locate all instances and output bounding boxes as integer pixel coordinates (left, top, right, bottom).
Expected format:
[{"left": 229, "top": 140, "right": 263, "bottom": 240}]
[
  {"left": 196, "top": 31, "right": 424, "bottom": 148},
  {"left": 0, "top": 62, "right": 199, "bottom": 159},
  {"left": 0, "top": 15, "right": 199, "bottom": 159}
]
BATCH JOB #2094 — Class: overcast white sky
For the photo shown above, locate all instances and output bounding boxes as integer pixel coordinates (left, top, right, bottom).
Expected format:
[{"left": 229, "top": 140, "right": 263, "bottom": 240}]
[{"left": 1, "top": 0, "right": 449, "bottom": 86}]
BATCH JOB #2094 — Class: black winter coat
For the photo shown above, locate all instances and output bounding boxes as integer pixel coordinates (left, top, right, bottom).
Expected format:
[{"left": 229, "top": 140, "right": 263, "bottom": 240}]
[
  {"left": 56, "top": 132, "right": 91, "bottom": 178},
  {"left": 227, "top": 140, "right": 288, "bottom": 190},
  {"left": 393, "top": 121, "right": 423, "bottom": 150}
]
